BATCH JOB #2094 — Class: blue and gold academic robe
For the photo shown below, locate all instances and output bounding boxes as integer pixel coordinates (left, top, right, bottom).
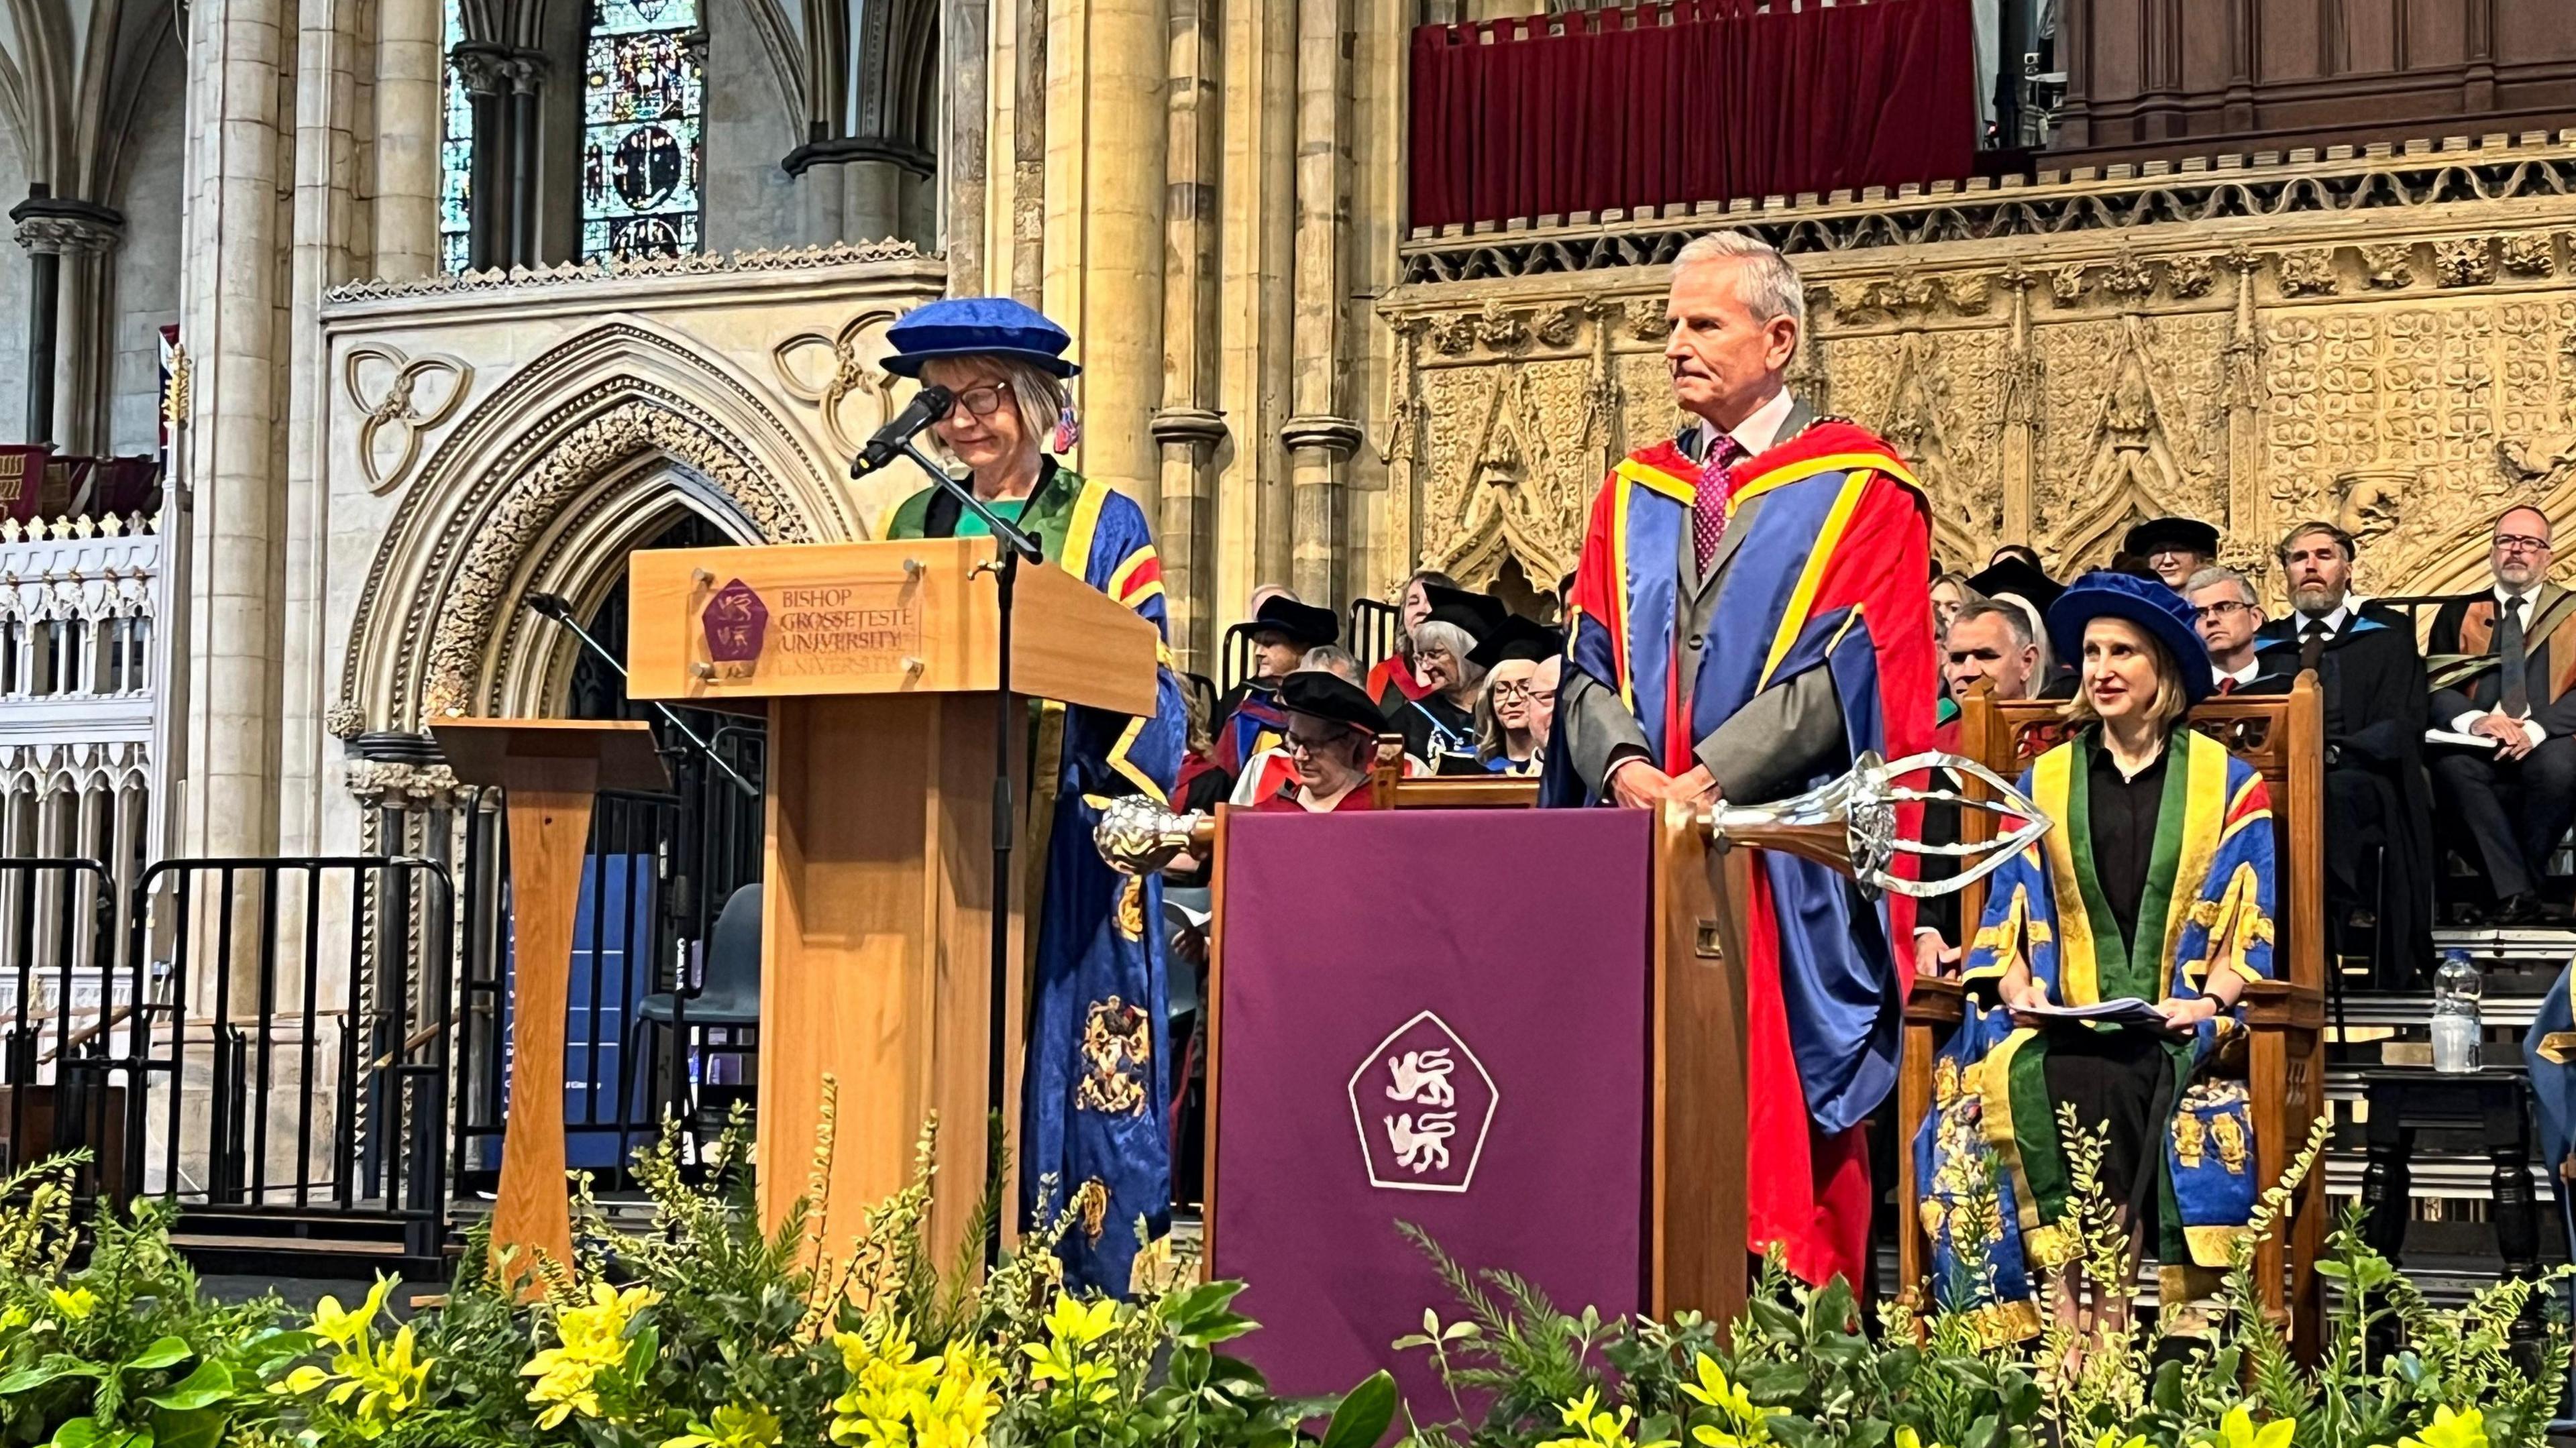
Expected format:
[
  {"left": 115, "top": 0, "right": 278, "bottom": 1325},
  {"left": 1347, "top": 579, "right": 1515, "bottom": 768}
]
[
  {"left": 1913, "top": 726, "right": 2276, "bottom": 1335},
  {"left": 885, "top": 462, "right": 1187, "bottom": 1294}
]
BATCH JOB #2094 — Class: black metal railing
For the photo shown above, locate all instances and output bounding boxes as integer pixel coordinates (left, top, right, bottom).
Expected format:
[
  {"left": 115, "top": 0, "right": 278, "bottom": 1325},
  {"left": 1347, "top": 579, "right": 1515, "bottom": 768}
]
[
  {"left": 0, "top": 858, "right": 123, "bottom": 1206},
  {"left": 123, "top": 858, "right": 454, "bottom": 1254}
]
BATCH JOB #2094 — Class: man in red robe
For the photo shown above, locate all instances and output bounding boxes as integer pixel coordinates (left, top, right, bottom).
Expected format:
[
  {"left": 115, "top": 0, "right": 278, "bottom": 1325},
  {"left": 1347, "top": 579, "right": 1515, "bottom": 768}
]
[{"left": 1545, "top": 231, "right": 1935, "bottom": 1289}]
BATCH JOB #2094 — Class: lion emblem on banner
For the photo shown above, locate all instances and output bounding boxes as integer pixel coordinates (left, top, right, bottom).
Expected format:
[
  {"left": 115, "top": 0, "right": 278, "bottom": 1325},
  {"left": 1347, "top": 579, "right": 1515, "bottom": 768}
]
[{"left": 1075, "top": 996, "right": 1153, "bottom": 1115}]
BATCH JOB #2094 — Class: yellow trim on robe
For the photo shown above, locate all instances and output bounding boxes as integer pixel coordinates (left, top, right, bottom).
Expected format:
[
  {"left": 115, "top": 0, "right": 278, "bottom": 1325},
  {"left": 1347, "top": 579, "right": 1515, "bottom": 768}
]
[
  {"left": 1728, "top": 451, "right": 1922, "bottom": 511},
  {"left": 2161, "top": 734, "right": 2229, "bottom": 982},
  {"left": 1758, "top": 470, "right": 1874, "bottom": 688},
  {"left": 1107, "top": 545, "right": 1157, "bottom": 601},
  {"left": 1105, "top": 710, "right": 1170, "bottom": 805},
  {"left": 1609, "top": 475, "right": 1638, "bottom": 713},
  {"left": 1062, "top": 478, "right": 1111, "bottom": 582},
  {"left": 1977, "top": 1025, "right": 2050, "bottom": 1235},
  {"left": 2029, "top": 746, "right": 2099, "bottom": 1005},
  {"left": 1614, "top": 457, "right": 1695, "bottom": 503},
  {"left": 1122, "top": 581, "right": 1166, "bottom": 610}
]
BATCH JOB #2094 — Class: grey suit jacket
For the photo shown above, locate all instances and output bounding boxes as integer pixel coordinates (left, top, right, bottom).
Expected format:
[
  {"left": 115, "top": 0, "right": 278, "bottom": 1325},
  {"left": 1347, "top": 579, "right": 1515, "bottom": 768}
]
[{"left": 1558, "top": 399, "right": 1847, "bottom": 804}]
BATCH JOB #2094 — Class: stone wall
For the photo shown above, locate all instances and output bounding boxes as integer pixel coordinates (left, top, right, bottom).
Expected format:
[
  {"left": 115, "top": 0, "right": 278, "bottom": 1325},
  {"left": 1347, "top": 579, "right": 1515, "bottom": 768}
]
[
  {"left": 0, "top": 115, "right": 29, "bottom": 436},
  {"left": 1376, "top": 132, "right": 2576, "bottom": 610},
  {"left": 107, "top": 35, "right": 185, "bottom": 456},
  {"left": 702, "top": 0, "right": 807, "bottom": 256}
]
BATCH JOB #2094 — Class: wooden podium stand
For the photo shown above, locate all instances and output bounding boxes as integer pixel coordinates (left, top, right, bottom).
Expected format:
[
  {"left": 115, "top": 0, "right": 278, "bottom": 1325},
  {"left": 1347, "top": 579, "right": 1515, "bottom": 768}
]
[
  {"left": 625, "top": 537, "right": 1159, "bottom": 1267},
  {"left": 431, "top": 717, "right": 668, "bottom": 1285}
]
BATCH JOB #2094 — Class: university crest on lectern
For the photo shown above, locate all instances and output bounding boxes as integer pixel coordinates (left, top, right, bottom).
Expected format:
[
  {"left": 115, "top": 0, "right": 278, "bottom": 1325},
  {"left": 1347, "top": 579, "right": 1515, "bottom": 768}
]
[{"left": 1349, "top": 1010, "right": 1497, "bottom": 1194}]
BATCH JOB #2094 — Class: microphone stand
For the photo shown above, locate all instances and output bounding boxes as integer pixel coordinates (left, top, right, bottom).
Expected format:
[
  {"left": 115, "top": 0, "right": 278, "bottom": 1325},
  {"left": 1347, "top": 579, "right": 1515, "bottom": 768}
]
[
  {"left": 893, "top": 438, "right": 1040, "bottom": 1272},
  {"left": 531, "top": 604, "right": 762, "bottom": 800}
]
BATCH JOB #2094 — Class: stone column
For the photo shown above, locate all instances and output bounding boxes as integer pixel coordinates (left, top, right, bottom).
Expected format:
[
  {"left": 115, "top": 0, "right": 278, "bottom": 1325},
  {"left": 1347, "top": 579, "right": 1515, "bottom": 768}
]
[
  {"left": 1152, "top": 0, "right": 1222, "bottom": 669},
  {"left": 945, "top": 0, "right": 989, "bottom": 292},
  {"left": 10, "top": 200, "right": 122, "bottom": 449},
  {"left": 178, "top": 0, "right": 289, "bottom": 859},
  {"left": 455, "top": 46, "right": 511, "bottom": 270},
  {"left": 1042, "top": 0, "right": 1169, "bottom": 507},
  {"left": 505, "top": 56, "right": 546, "bottom": 267},
  {"left": 1151, "top": 410, "right": 1224, "bottom": 671},
  {"left": 1281, "top": 0, "right": 1353, "bottom": 606},
  {"left": 1216, "top": 0, "right": 1295, "bottom": 602},
  {"left": 372, "top": 0, "right": 445, "bottom": 278}
]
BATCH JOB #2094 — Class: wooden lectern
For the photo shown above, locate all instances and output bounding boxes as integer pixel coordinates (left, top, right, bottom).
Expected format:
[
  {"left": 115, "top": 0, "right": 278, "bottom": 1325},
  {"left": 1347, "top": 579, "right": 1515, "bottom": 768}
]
[
  {"left": 431, "top": 717, "right": 668, "bottom": 1286},
  {"left": 624, "top": 537, "right": 1159, "bottom": 1267}
]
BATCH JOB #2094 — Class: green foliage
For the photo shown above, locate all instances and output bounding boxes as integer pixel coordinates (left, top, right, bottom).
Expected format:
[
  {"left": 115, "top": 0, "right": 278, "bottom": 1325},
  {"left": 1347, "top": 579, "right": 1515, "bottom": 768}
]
[
  {"left": 0, "top": 1103, "right": 1393, "bottom": 1448},
  {"left": 1393, "top": 1112, "right": 2569, "bottom": 1448}
]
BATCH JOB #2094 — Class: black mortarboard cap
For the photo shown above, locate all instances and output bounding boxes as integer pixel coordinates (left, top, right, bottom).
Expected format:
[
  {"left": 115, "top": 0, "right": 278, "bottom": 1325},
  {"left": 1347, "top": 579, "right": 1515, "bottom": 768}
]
[
  {"left": 1964, "top": 557, "right": 2065, "bottom": 615},
  {"left": 1421, "top": 583, "right": 1508, "bottom": 643},
  {"left": 1468, "top": 614, "right": 1566, "bottom": 671},
  {"left": 2121, "top": 516, "right": 2220, "bottom": 559},
  {"left": 1277, "top": 669, "right": 1387, "bottom": 735},
  {"left": 1250, "top": 596, "right": 1340, "bottom": 649}
]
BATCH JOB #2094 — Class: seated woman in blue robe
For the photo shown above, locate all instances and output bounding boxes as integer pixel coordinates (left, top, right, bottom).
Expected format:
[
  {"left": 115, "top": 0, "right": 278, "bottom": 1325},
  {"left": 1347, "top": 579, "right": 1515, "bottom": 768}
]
[{"left": 1915, "top": 571, "right": 2276, "bottom": 1347}]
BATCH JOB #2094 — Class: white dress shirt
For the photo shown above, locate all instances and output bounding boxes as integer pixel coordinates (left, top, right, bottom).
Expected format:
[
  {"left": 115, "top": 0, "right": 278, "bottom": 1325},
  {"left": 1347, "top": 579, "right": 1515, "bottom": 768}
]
[
  {"left": 1693, "top": 386, "right": 1797, "bottom": 463},
  {"left": 2215, "top": 657, "right": 2265, "bottom": 691},
  {"left": 2450, "top": 586, "right": 2548, "bottom": 746}
]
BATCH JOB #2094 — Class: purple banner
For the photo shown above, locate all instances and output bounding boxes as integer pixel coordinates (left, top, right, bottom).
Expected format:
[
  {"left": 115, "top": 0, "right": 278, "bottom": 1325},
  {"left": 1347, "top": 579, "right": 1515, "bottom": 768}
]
[{"left": 1211, "top": 808, "right": 1655, "bottom": 1410}]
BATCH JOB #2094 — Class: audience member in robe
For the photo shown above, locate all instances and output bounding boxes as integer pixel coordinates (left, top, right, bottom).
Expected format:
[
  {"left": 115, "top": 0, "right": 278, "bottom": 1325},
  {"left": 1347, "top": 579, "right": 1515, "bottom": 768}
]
[
  {"left": 1911, "top": 599, "right": 2046, "bottom": 977},
  {"left": 1968, "top": 556, "right": 2066, "bottom": 694},
  {"left": 1397, "top": 585, "right": 1506, "bottom": 772},
  {"left": 2245, "top": 522, "right": 2434, "bottom": 977},
  {"left": 1248, "top": 671, "right": 1387, "bottom": 814},
  {"left": 2123, "top": 516, "right": 2220, "bottom": 591},
  {"left": 1988, "top": 543, "right": 2047, "bottom": 573},
  {"left": 1469, "top": 616, "right": 1566, "bottom": 775},
  {"left": 1366, "top": 569, "right": 1462, "bottom": 707},
  {"left": 1230, "top": 645, "right": 1366, "bottom": 807},
  {"left": 1213, "top": 596, "right": 1339, "bottom": 778},
  {"left": 2426, "top": 506, "right": 2576, "bottom": 924},
  {"left": 1930, "top": 572, "right": 1984, "bottom": 637},
  {"left": 1917, "top": 571, "right": 2275, "bottom": 1347},
  {"left": 2184, "top": 567, "right": 2277, "bottom": 695}
]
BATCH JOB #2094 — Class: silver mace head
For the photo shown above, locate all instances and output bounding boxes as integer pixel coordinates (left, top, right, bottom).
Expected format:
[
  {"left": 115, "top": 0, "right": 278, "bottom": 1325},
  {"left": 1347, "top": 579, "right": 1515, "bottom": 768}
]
[
  {"left": 1094, "top": 752, "right": 2051, "bottom": 895},
  {"left": 1701, "top": 750, "right": 2049, "bottom": 898},
  {"left": 1095, "top": 796, "right": 1214, "bottom": 877}
]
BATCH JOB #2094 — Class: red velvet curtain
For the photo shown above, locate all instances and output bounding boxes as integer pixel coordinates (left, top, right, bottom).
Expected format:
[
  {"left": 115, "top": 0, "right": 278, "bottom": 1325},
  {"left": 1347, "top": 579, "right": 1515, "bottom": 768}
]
[{"left": 1409, "top": 0, "right": 1976, "bottom": 232}]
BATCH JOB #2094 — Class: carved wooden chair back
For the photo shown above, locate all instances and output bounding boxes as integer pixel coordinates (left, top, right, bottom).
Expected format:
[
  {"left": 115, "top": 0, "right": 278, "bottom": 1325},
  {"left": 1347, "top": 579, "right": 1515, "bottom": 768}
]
[{"left": 1364, "top": 735, "right": 1542, "bottom": 808}]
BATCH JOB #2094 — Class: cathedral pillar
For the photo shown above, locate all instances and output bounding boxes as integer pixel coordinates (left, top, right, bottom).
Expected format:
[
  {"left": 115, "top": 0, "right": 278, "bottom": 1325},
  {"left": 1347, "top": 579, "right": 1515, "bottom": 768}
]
[
  {"left": 178, "top": 0, "right": 289, "bottom": 858},
  {"left": 1215, "top": 0, "right": 1295, "bottom": 602},
  {"left": 456, "top": 46, "right": 511, "bottom": 270},
  {"left": 1153, "top": 0, "right": 1222, "bottom": 670},
  {"left": 373, "top": 0, "right": 445, "bottom": 278},
  {"left": 9, "top": 194, "right": 121, "bottom": 449},
  {"left": 1281, "top": 0, "right": 1353, "bottom": 606},
  {"left": 1042, "top": 0, "right": 1169, "bottom": 508},
  {"left": 944, "top": 0, "right": 989, "bottom": 293}
]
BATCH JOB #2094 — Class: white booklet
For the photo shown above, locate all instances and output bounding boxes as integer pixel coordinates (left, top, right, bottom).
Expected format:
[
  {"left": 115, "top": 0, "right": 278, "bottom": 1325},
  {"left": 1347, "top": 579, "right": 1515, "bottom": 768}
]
[
  {"left": 2425, "top": 728, "right": 2501, "bottom": 750},
  {"left": 2010, "top": 997, "right": 2176, "bottom": 1032}
]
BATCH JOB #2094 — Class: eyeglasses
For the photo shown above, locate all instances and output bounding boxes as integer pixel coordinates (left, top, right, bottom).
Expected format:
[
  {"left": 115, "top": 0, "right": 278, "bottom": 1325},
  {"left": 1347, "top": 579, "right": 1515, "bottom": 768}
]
[
  {"left": 1282, "top": 730, "right": 1348, "bottom": 757},
  {"left": 949, "top": 382, "right": 1012, "bottom": 417},
  {"left": 2193, "top": 600, "right": 2251, "bottom": 621},
  {"left": 2496, "top": 533, "right": 2552, "bottom": 554},
  {"left": 1490, "top": 683, "right": 1556, "bottom": 705}
]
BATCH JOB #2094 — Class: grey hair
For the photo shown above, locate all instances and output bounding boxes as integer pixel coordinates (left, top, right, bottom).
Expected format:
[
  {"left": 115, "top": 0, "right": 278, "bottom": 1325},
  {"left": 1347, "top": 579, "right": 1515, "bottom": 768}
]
[
  {"left": 918, "top": 355, "right": 1071, "bottom": 454},
  {"left": 1672, "top": 231, "right": 1807, "bottom": 341},
  {"left": 2182, "top": 565, "right": 2258, "bottom": 606},
  {"left": 1299, "top": 644, "right": 1362, "bottom": 684},
  {"left": 1947, "top": 598, "right": 2034, "bottom": 653},
  {"left": 1410, "top": 621, "right": 1487, "bottom": 688}
]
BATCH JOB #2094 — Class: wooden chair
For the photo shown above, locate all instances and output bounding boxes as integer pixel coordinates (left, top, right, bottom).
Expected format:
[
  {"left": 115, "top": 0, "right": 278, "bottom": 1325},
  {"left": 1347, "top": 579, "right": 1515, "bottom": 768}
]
[
  {"left": 1364, "top": 735, "right": 1542, "bottom": 808},
  {"left": 1897, "top": 677, "right": 2330, "bottom": 1359}
]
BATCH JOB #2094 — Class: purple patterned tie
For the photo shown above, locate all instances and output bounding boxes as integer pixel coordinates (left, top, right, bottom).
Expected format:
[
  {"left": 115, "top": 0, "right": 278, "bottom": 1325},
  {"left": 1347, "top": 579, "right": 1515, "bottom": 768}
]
[{"left": 1693, "top": 435, "right": 1746, "bottom": 573}]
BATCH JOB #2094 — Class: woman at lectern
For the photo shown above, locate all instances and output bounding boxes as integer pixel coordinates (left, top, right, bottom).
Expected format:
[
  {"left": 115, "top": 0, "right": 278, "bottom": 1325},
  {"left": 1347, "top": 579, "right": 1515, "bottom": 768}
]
[
  {"left": 1913, "top": 571, "right": 2275, "bottom": 1352},
  {"left": 878, "top": 297, "right": 1187, "bottom": 1296}
]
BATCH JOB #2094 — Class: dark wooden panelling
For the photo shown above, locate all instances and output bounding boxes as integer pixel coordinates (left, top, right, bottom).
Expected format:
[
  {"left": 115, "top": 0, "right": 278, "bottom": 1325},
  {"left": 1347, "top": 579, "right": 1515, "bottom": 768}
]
[{"left": 2056, "top": 0, "right": 2576, "bottom": 159}]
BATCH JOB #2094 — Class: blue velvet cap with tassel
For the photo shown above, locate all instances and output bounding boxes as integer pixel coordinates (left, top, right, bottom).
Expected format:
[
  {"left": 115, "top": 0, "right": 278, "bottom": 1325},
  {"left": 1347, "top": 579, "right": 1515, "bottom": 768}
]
[{"left": 882, "top": 296, "right": 1081, "bottom": 378}]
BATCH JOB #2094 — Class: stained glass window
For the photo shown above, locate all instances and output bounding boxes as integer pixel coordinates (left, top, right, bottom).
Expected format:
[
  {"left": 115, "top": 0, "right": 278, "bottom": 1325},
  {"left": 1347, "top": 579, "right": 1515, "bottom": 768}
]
[
  {"left": 582, "top": 0, "right": 705, "bottom": 262},
  {"left": 439, "top": 0, "right": 473, "bottom": 273}
]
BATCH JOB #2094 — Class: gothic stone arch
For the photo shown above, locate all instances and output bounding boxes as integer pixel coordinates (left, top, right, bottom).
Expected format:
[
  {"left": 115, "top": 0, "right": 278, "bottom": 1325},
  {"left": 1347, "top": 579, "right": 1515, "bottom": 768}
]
[{"left": 336, "top": 322, "right": 847, "bottom": 734}]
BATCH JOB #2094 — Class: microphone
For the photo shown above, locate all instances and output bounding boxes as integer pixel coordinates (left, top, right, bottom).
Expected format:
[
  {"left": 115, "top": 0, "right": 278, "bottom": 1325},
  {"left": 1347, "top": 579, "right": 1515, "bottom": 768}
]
[
  {"left": 525, "top": 591, "right": 575, "bottom": 623},
  {"left": 851, "top": 384, "right": 955, "bottom": 478}
]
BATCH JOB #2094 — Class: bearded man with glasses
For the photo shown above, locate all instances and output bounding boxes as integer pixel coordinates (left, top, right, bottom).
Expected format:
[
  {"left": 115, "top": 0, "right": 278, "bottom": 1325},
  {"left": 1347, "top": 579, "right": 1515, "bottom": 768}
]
[{"left": 2427, "top": 506, "right": 2576, "bottom": 926}]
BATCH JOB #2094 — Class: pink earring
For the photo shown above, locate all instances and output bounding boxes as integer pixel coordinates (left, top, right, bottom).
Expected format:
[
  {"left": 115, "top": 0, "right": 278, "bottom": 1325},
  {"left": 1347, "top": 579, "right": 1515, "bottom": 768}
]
[{"left": 1053, "top": 405, "right": 1081, "bottom": 453}]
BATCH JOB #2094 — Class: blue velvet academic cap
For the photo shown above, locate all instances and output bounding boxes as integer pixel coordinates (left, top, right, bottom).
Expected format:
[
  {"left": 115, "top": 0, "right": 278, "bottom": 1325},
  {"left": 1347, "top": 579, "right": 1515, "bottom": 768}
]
[
  {"left": 882, "top": 296, "right": 1080, "bottom": 378},
  {"left": 2046, "top": 569, "right": 2214, "bottom": 706}
]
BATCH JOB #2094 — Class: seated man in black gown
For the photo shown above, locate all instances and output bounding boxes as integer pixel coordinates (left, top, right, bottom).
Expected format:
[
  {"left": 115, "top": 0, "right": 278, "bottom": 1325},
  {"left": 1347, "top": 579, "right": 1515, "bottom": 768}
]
[
  {"left": 2248, "top": 521, "right": 2433, "bottom": 983},
  {"left": 2426, "top": 506, "right": 2576, "bottom": 924}
]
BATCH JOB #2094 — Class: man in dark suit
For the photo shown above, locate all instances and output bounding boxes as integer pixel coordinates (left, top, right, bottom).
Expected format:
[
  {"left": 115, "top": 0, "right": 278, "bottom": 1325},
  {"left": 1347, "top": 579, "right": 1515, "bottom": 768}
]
[
  {"left": 2426, "top": 505, "right": 2576, "bottom": 923},
  {"left": 2247, "top": 522, "right": 2433, "bottom": 982}
]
